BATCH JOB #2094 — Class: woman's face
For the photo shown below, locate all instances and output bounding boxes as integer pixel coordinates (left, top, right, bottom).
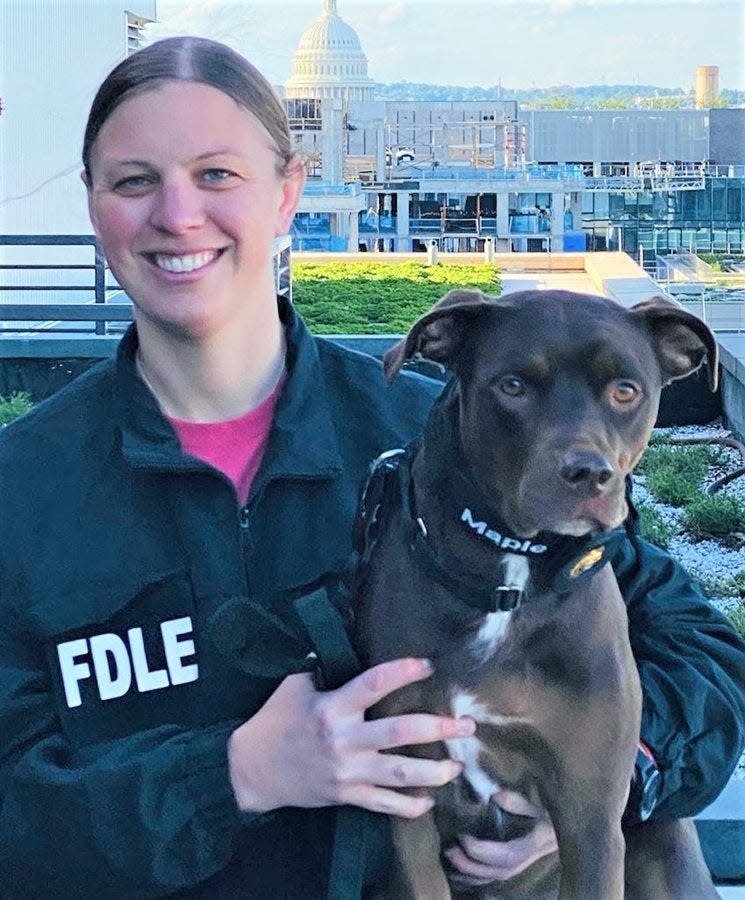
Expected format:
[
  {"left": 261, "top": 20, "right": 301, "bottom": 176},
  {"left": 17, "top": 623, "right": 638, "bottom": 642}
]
[{"left": 85, "top": 80, "right": 304, "bottom": 340}]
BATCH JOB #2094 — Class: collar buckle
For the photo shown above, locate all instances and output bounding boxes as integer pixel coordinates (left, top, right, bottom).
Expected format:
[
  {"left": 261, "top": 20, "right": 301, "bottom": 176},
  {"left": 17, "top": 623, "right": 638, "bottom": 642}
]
[{"left": 494, "top": 585, "right": 523, "bottom": 611}]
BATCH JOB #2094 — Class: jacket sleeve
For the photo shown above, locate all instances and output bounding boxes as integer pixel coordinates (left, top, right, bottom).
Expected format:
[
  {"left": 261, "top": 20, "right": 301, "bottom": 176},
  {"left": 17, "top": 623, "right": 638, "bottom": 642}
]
[
  {"left": 612, "top": 529, "right": 745, "bottom": 823},
  {"left": 0, "top": 620, "right": 256, "bottom": 898}
]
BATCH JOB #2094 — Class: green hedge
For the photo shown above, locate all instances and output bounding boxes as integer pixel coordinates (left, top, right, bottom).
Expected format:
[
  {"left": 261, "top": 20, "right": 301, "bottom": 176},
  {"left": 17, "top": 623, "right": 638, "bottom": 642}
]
[
  {"left": 0, "top": 392, "right": 34, "bottom": 427},
  {"left": 293, "top": 261, "right": 501, "bottom": 334},
  {"left": 683, "top": 494, "right": 745, "bottom": 538},
  {"left": 640, "top": 445, "right": 711, "bottom": 506},
  {"left": 635, "top": 502, "right": 672, "bottom": 549}
]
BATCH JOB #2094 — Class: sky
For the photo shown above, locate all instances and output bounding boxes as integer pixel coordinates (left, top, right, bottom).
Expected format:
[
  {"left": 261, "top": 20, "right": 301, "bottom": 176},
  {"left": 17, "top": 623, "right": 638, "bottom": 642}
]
[{"left": 146, "top": 0, "right": 745, "bottom": 92}]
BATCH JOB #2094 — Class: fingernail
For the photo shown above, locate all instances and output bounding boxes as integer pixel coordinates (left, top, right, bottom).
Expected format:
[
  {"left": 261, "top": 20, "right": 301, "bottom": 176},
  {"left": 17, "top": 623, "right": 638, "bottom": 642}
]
[{"left": 420, "top": 658, "right": 434, "bottom": 674}]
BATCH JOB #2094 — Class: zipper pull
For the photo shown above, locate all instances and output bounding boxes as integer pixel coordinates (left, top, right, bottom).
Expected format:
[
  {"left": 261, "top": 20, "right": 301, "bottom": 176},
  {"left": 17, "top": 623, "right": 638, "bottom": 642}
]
[{"left": 239, "top": 506, "right": 250, "bottom": 531}]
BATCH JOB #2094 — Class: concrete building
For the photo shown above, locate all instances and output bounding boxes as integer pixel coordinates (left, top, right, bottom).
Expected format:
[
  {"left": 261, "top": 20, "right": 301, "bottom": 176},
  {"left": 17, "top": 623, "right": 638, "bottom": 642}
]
[
  {"left": 1, "top": 0, "right": 742, "bottom": 262},
  {"left": 287, "top": 2, "right": 745, "bottom": 258},
  {"left": 0, "top": 0, "right": 156, "bottom": 235}
]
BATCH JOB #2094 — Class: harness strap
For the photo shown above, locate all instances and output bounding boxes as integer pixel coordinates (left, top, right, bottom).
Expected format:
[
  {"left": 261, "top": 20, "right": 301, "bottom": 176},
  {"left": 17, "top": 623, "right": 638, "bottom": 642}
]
[
  {"left": 295, "top": 588, "right": 360, "bottom": 690},
  {"left": 293, "top": 588, "right": 370, "bottom": 900},
  {"left": 208, "top": 584, "right": 371, "bottom": 898}
]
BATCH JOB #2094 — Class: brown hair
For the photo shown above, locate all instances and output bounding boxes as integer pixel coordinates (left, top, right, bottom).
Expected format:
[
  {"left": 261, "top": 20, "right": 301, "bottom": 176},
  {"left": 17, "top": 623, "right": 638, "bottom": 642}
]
[{"left": 83, "top": 36, "right": 296, "bottom": 180}]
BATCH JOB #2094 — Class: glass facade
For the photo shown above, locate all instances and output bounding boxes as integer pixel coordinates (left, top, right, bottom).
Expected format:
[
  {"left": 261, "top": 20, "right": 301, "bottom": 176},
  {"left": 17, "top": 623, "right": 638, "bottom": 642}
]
[{"left": 582, "top": 177, "right": 745, "bottom": 254}]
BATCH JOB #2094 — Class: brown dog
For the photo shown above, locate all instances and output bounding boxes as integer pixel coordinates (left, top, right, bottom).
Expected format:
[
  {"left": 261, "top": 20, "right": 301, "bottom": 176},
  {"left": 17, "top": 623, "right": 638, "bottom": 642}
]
[{"left": 354, "top": 289, "right": 719, "bottom": 898}]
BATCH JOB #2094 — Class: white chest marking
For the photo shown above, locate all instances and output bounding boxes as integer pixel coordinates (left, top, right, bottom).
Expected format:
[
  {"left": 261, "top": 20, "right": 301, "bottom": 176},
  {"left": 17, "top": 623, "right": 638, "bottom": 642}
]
[
  {"left": 499, "top": 553, "right": 530, "bottom": 595},
  {"left": 445, "top": 734, "right": 500, "bottom": 802},
  {"left": 471, "top": 554, "right": 529, "bottom": 662},
  {"left": 446, "top": 691, "right": 534, "bottom": 802},
  {"left": 473, "top": 610, "right": 512, "bottom": 662}
]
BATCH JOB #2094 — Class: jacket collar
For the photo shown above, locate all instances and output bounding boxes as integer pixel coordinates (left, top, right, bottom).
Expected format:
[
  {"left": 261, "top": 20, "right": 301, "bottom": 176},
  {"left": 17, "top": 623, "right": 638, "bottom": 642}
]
[{"left": 114, "top": 298, "right": 344, "bottom": 483}]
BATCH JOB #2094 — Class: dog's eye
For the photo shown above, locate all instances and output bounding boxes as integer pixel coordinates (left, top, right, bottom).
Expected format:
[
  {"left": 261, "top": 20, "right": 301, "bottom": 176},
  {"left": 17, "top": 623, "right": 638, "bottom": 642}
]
[
  {"left": 498, "top": 376, "right": 526, "bottom": 397},
  {"left": 610, "top": 380, "right": 640, "bottom": 404}
]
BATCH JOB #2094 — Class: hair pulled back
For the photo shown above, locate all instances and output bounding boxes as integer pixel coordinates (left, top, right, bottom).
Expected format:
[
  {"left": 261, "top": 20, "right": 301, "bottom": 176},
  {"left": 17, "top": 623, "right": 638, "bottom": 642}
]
[{"left": 82, "top": 36, "right": 295, "bottom": 180}]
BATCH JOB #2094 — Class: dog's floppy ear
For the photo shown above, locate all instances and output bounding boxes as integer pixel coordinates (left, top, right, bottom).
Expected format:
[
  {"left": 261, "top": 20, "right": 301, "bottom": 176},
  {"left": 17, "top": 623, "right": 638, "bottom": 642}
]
[
  {"left": 383, "top": 289, "right": 497, "bottom": 381},
  {"left": 630, "top": 295, "right": 719, "bottom": 390}
]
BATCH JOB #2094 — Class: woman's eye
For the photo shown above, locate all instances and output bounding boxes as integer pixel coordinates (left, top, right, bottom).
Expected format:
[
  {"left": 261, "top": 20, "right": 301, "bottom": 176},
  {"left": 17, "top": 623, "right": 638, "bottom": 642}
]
[
  {"left": 610, "top": 380, "right": 640, "bottom": 404},
  {"left": 201, "top": 168, "right": 236, "bottom": 184},
  {"left": 498, "top": 376, "right": 526, "bottom": 397},
  {"left": 113, "top": 175, "right": 153, "bottom": 193}
]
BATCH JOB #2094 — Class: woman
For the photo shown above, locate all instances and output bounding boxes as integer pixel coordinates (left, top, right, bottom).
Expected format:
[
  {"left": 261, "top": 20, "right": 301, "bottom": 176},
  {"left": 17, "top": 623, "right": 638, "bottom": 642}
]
[{"left": 0, "top": 37, "right": 742, "bottom": 898}]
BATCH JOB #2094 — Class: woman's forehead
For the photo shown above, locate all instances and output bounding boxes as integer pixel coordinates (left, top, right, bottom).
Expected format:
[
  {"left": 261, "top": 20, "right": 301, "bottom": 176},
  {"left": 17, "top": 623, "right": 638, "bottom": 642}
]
[{"left": 92, "top": 81, "right": 278, "bottom": 164}]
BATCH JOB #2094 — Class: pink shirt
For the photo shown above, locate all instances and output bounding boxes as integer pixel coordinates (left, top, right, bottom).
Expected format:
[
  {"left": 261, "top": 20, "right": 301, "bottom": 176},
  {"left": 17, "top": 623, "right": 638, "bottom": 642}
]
[{"left": 168, "top": 377, "right": 284, "bottom": 506}]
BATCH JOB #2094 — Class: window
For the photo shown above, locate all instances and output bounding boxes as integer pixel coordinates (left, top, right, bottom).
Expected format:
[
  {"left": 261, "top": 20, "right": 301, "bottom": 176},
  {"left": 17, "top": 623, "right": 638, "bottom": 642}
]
[
  {"left": 127, "top": 13, "right": 148, "bottom": 55},
  {"left": 728, "top": 185, "right": 743, "bottom": 221},
  {"left": 712, "top": 184, "right": 726, "bottom": 221}
]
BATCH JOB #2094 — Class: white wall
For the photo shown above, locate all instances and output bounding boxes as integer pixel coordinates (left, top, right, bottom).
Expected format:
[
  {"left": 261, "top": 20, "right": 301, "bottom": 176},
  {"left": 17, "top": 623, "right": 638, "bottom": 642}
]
[
  {"left": 0, "top": 0, "right": 156, "bottom": 236},
  {"left": 524, "top": 109, "right": 709, "bottom": 166}
]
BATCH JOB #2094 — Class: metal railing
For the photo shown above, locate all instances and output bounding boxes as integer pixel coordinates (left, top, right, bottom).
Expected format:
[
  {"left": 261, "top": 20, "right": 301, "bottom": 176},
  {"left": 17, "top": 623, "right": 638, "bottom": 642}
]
[
  {"left": 0, "top": 303, "right": 133, "bottom": 334},
  {"left": 0, "top": 235, "right": 111, "bottom": 334},
  {"left": 678, "top": 297, "right": 745, "bottom": 332},
  {"left": 0, "top": 234, "right": 293, "bottom": 336},
  {"left": 302, "top": 182, "right": 362, "bottom": 196}
]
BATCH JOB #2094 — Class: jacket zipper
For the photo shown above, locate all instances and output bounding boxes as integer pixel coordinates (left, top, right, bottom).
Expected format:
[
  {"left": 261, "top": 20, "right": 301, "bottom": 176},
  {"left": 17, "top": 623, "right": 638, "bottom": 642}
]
[
  {"left": 239, "top": 505, "right": 250, "bottom": 531},
  {"left": 238, "top": 504, "right": 252, "bottom": 594}
]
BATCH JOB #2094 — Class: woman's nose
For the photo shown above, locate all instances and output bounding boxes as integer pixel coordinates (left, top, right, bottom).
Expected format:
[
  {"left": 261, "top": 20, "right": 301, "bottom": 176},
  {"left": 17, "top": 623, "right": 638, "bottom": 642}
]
[{"left": 149, "top": 179, "right": 206, "bottom": 234}]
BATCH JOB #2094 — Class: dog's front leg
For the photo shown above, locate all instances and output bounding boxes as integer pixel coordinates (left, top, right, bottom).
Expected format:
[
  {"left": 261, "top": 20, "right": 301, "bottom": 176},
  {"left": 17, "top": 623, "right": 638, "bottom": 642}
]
[
  {"left": 389, "top": 810, "right": 451, "bottom": 900},
  {"left": 554, "top": 808, "right": 626, "bottom": 900}
]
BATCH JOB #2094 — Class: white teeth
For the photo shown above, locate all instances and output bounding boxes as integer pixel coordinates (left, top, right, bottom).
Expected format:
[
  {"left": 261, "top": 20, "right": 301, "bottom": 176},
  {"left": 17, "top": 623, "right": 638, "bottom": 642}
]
[{"left": 154, "top": 250, "right": 218, "bottom": 273}]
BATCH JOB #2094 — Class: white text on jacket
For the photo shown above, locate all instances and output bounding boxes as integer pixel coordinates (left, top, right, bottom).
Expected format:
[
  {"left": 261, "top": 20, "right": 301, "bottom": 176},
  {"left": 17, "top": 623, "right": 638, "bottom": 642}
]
[{"left": 56, "top": 616, "right": 199, "bottom": 708}]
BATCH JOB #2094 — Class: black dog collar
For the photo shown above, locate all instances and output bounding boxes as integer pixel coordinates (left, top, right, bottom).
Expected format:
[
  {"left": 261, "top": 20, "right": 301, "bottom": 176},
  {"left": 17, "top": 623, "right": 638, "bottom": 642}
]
[
  {"left": 409, "top": 462, "right": 626, "bottom": 610},
  {"left": 438, "top": 465, "right": 627, "bottom": 599},
  {"left": 390, "top": 390, "right": 628, "bottom": 610}
]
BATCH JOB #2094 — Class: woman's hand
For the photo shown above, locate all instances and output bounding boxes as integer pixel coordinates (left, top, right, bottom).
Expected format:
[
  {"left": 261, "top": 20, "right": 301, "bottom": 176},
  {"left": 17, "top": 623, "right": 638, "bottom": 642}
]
[
  {"left": 444, "top": 790, "right": 558, "bottom": 884},
  {"left": 228, "top": 657, "right": 476, "bottom": 816}
]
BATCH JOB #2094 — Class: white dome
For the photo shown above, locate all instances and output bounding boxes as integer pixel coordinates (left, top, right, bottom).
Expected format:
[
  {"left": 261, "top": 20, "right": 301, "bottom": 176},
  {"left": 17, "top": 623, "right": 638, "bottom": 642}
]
[
  {"left": 298, "top": 1, "right": 362, "bottom": 53},
  {"left": 285, "top": 0, "right": 375, "bottom": 102}
]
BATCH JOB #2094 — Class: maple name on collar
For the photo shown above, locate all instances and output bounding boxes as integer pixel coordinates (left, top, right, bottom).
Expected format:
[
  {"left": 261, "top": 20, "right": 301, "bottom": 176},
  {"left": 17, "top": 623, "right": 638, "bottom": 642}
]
[{"left": 460, "top": 508, "right": 548, "bottom": 554}]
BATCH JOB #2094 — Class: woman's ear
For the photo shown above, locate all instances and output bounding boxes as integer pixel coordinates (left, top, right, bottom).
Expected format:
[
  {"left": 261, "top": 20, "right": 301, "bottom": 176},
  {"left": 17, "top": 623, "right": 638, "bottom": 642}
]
[
  {"left": 82, "top": 171, "right": 101, "bottom": 233},
  {"left": 275, "top": 157, "right": 306, "bottom": 235}
]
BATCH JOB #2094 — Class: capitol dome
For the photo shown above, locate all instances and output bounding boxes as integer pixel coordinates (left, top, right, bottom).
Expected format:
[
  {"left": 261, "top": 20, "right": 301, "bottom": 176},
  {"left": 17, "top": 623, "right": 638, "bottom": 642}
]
[{"left": 285, "top": 0, "right": 375, "bottom": 102}]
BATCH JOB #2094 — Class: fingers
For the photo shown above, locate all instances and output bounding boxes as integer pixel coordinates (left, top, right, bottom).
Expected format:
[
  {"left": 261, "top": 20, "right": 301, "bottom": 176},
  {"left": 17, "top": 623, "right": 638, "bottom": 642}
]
[
  {"left": 443, "top": 843, "right": 506, "bottom": 883},
  {"left": 459, "top": 824, "right": 557, "bottom": 867},
  {"left": 350, "top": 752, "right": 462, "bottom": 790},
  {"left": 331, "top": 657, "right": 434, "bottom": 716},
  {"left": 343, "top": 785, "right": 435, "bottom": 819},
  {"left": 445, "top": 822, "right": 558, "bottom": 882},
  {"left": 358, "top": 712, "right": 475, "bottom": 751}
]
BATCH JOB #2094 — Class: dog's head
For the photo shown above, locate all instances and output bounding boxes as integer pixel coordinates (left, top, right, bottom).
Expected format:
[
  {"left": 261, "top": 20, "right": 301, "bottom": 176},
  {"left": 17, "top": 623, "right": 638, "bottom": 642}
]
[{"left": 385, "top": 289, "right": 718, "bottom": 537}]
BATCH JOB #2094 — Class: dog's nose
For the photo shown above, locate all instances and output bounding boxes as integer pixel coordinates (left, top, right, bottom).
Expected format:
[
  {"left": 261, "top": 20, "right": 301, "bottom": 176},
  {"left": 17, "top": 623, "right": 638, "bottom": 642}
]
[{"left": 559, "top": 450, "right": 614, "bottom": 491}]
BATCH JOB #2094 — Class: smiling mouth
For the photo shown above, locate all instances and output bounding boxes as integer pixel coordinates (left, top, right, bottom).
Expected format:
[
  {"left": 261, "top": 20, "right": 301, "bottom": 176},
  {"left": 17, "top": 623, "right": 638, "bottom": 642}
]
[{"left": 146, "top": 249, "right": 224, "bottom": 274}]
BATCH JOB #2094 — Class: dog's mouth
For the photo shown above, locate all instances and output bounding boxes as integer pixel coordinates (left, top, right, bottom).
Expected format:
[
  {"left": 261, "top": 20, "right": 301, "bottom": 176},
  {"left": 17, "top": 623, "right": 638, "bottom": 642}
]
[
  {"left": 554, "top": 494, "right": 629, "bottom": 535},
  {"left": 510, "top": 490, "right": 628, "bottom": 538}
]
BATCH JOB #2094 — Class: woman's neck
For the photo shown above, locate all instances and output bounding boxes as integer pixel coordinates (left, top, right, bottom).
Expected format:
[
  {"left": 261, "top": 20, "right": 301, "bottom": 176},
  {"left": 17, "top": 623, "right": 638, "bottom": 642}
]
[{"left": 135, "top": 302, "right": 286, "bottom": 423}]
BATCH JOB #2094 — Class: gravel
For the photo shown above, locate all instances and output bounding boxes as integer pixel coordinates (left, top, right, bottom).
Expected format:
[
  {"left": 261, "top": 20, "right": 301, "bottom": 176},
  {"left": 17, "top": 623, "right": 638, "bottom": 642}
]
[{"left": 632, "top": 421, "right": 745, "bottom": 780}]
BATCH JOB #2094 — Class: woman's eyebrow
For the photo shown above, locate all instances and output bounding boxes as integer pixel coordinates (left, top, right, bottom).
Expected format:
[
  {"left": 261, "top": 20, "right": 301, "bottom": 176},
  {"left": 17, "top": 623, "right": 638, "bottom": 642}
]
[
  {"left": 193, "top": 149, "right": 240, "bottom": 160},
  {"left": 106, "top": 150, "right": 239, "bottom": 170},
  {"left": 105, "top": 159, "right": 153, "bottom": 171}
]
